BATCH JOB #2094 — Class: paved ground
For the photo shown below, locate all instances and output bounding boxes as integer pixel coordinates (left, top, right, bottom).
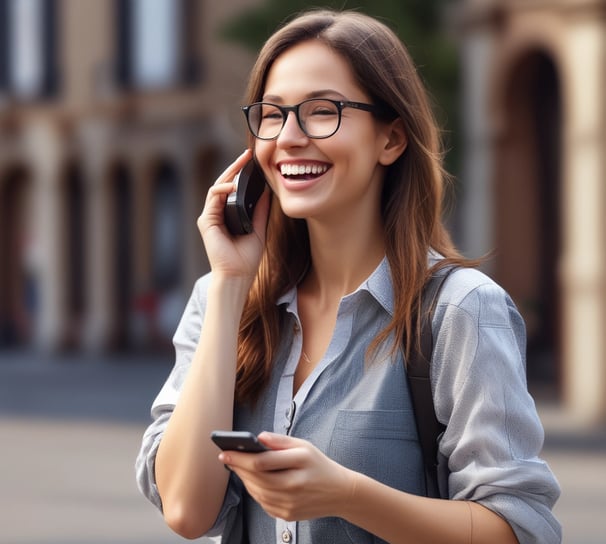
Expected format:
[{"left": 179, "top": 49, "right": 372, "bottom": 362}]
[
  {"left": 0, "top": 350, "right": 214, "bottom": 544},
  {"left": 0, "top": 349, "right": 604, "bottom": 543}
]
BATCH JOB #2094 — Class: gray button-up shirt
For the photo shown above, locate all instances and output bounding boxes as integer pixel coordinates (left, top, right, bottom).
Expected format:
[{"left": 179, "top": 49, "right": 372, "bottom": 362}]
[{"left": 136, "top": 258, "right": 561, "bottom": 543}]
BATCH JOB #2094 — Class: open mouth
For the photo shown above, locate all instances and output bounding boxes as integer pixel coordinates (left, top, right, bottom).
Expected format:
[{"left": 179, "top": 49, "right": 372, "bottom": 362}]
[{"left": 280, "top": 163, "right": 330, "bottom": 181}]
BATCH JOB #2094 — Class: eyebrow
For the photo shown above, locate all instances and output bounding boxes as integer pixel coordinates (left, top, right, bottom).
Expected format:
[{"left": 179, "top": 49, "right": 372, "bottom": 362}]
[{"left": 261, "top": 89, "right": 347, "bottom": 103}]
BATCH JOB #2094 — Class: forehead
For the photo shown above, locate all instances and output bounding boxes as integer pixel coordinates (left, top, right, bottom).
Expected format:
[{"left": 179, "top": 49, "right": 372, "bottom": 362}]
[{"left": 263, "top": 40, "right": 366, "bottom": 102}]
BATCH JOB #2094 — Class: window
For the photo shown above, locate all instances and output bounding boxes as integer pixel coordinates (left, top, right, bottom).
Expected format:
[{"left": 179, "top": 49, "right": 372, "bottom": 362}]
[
  {"left": 116, "top": 0, "right": 199, "bottom": 91},
  {"left": 0, "top": 0, "right": 58, "bottom": 100},
  {"left": 9, "top": 0, "right": 44, "bottom": 98},
  {"left": 132, "top": 0, "right": 180, "bottom": 88}
]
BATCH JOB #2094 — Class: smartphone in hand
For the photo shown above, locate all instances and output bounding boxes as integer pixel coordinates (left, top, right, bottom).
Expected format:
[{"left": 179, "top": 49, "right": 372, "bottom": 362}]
[
  {"left": 224, "top": 160, "right": 266, "bottom": 235},
  {"left": 211, "top": 430, "right": 269, "bottom": 453}
]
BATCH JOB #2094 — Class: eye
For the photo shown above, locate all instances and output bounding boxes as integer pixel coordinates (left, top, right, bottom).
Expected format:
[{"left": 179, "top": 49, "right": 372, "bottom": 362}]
[
  {"left": 309, "top": 104, "right": 337, "bottom": 116},
  {"left": 263, "top": 111, "right": 282, "bottom": 120},
  {"left": 260, "top": 105, "right": 283, "bottom": 121},
  {"left": 312, "top": 109, "right": 336, "bottom": 116}
]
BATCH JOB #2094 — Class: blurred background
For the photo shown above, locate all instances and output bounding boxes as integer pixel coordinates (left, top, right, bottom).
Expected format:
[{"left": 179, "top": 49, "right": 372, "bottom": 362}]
[{"left": 0, "top": 0, "right": 604, "bottom": 542}]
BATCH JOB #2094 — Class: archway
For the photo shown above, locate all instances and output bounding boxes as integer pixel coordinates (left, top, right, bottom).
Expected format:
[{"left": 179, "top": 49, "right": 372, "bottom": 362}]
[
  {"left": 150, "top": 160, "right": 183, "bottom": 347},
  {"left": 61, "top": 162, "right": 86, "bottom": 349},
  {"left": 108, "top": 162, "right": 134, "bottom": 350},
  {"left": 193, "top": 146, "right": 219, "bottom": 275},
  {"left": 0, "top": 166, "right": 35, "bottom": 346},
  {"left": 494, "top": 50, "right": 562, "bottom": 399}
]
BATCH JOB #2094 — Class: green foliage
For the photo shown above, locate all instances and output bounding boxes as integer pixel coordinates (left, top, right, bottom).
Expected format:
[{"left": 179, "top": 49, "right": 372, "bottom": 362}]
[{"left": 220, "top": 0, "right": 460, "bottom": 173}]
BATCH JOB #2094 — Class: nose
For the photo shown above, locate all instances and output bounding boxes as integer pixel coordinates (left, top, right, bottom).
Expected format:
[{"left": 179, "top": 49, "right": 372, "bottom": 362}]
[{"left": 276, "top": 111, "right": 308, "bottom": 147}]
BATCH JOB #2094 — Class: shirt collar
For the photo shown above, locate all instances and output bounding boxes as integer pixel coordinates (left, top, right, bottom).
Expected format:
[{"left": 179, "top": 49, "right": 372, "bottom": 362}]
[
  {"left": 359, "top": 256, "right": 394, "bottom": 316},
  {"left": 276, "top": 256, "right": 395, "bottom": 317}
]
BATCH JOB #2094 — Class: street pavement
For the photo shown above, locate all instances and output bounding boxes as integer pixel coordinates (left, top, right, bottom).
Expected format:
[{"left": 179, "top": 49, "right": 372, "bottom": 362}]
[{"left": 0, "top": 349, "right": 604, "bottom": 543}]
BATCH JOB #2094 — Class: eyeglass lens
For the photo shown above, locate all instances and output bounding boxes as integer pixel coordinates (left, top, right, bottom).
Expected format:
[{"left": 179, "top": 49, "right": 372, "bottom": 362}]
[{"left": 247, "top": 99, "right": 341, "bottom": 140}]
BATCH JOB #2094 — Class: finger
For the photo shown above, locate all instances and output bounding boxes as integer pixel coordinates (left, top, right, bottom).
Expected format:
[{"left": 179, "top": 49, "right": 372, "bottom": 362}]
[
  {"left": 231, "top": 469, "right": 293, "bottom": 516},
  {"left": 232, "top": 464, "right": 311, "bottom": 519},
  {"left": 221, "top": 449, "right": 309, "bottom": 477},
  {"left": 202, "top": 148, "right": 252, "bottom": 212},
  {"left": 207, "top": 181, "right": 236, "bottom": 198},
  {"left": 257, "top": 432, "right": 304, "bottom": 451},
  {"left": 199, "top": 182, "right": 235, "bottom": 229},
  {"left": 230, "top": 463, "right": 307, "bottom": 510},
  {"left": 214, "top": 148, "right": 252, "bottom": 186}
]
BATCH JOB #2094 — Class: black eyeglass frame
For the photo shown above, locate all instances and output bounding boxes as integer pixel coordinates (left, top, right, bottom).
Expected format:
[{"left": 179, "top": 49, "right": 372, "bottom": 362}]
[{"left": 241, "top": 98, "right": 383, "bottom": 140}]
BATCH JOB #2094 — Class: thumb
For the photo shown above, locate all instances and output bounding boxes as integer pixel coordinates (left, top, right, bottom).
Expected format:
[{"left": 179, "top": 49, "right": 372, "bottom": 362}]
[{"left": 258, "top": 431, "right": 302, "bottom": 451}]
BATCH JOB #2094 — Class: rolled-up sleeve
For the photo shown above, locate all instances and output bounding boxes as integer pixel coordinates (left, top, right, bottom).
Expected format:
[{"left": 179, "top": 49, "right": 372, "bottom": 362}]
[
  {"left": 135, "top": 273, "right": 247, "bottom": 538},
  {"left": 431, "top": 269, "right": 562, "bottom": 543},
  {"left": 135, "top": 274, "right": 209, "bottom": 511}
]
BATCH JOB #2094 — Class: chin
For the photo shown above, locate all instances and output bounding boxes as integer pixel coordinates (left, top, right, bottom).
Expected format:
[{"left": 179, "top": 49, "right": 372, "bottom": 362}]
[
  {"left": 279, "top": 207, "right": 311, "bottom": 221},
  {"left": 276, "top": 198, "right": 317, "bottom": 221}
]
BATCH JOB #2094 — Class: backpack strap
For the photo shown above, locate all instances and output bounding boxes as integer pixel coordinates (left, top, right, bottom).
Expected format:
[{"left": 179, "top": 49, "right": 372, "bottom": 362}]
[{"left": 406, "top": 266, "right": 456, "bottom": 498}]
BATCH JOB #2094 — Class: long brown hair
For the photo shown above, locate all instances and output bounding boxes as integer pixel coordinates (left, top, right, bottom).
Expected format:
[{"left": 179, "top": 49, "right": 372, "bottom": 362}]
[{"left": 235, "top": 9, "right": 472, "bottom": 405}]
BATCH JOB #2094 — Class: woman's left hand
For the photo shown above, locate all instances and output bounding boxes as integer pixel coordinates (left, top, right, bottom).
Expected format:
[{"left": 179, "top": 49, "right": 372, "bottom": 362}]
[{"left": 218, "top": 432, "right": 355, "bottom": 521}]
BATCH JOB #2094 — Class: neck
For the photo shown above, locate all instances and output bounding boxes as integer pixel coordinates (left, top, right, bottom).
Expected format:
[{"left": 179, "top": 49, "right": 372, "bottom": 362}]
[{"left": 300, "top": 215, "right": 385, "bottom": 305}]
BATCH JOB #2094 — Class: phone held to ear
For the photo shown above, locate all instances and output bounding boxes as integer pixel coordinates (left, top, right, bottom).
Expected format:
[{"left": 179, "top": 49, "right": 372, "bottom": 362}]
[
  {"left": 211, "top": 430, "right": 269, "bottom": 453},
  {"left": 224, "top": 160, "right": 266, "bottom": 235}
]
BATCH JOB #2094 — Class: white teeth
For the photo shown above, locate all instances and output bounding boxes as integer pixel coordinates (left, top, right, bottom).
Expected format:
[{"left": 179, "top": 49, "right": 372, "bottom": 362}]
[{"left": 280, "top": 164, "right": 328, "bottom": 176}]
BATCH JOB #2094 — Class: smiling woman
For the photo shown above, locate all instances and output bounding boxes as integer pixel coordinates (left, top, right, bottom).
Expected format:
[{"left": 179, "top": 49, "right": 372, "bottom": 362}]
[
  {"left": 136, "top": 9, "right": 562, "bottom": 544},
  {"left": 252, "top": 39, "right": 403, "bottom": 226}
]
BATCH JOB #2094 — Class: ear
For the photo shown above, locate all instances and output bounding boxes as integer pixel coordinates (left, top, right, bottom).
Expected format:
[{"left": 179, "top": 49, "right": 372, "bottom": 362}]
[{"left": 378, "top": 118, "right": 407, "bottom": 166}]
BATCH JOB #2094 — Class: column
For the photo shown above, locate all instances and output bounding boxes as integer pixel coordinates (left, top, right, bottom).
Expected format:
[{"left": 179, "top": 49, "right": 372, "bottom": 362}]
[
  {"left": 79, "top": 118, "right": 114, "bottom": 352},
  {"left": 459, "top": 25, "right": 498, "bottom": 268},
  {"left": 23, "top": 119, "right": 65, "bottom": 351},
  {"left": 561, "top": 18, "right": 606, "bottom": 424}
]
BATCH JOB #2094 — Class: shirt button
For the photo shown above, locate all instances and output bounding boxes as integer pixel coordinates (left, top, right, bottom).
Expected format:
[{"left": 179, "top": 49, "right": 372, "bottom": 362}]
[
  {"left": 281, "top": 529, "right": 293, "bottom": 542},
  {"left": 293, "top": 322, "right": 300, "bottom": 332}
]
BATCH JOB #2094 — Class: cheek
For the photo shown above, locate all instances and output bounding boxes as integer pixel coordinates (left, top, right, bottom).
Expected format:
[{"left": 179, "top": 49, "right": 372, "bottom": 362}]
[
  {"left": 253, "top": 144, "right": 274, "bottom": 181},
  {"left": 331, "top": 131, "right": 383, "bottom": 172},
  {"left": 338, "top": 120, "right": 382, "bottom": 150}
]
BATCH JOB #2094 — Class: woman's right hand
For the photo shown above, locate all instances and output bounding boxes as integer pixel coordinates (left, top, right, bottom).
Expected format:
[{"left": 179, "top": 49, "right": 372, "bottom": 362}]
[{"left": 197, "top": 149, "right": 270, "bottom": 281}]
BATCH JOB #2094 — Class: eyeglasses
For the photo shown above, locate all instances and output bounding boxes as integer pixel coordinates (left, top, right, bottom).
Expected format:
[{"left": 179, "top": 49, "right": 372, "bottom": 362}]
[{"left": 241, "top": 98, "right": 381, "bottom": 140}]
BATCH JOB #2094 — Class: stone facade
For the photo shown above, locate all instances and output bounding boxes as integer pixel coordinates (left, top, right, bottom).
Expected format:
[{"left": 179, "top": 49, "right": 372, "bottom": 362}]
[
  {"left": 457, "top": 0, "right": 606, "bottom": 423},
  {"left": 1, "top": 0, "right": 604, "bottom": 425},
  {"left": 0, "top": 0, "right": 259, "bottom": 353}
]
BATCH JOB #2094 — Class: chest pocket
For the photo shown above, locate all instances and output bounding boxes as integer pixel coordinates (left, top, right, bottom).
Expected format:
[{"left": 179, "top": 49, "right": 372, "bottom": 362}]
[
  {"left": 327, "top": 409, "right": 424, "bottom": 493},
  {"left": 326, "top": 409, "right": 425, "bottom": 544}
]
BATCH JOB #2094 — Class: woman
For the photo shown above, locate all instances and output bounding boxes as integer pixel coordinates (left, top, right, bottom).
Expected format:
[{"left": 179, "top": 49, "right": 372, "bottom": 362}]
[{"left": 136, "top": 9, "right": 561, "bottom": 543}]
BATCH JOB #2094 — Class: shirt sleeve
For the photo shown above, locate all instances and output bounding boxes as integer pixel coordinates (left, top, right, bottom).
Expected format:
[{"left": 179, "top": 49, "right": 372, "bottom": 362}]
[
  {"left": 134, "top": 273, "right": 243, "bottom": 534},
  {"left": 431, "top": 268, "right": 562, "bottom": 544},
  {"left": 134, "top": 274, "right": 208, "bottom": 510}
]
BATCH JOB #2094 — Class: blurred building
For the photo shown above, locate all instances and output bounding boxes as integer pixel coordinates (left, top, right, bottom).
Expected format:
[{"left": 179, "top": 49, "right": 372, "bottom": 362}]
[
  {"left": 1, "top": 0, "right": 604, "bottom": 425},
  {"left": 457, "top": 0, "right": 606, "bottom": 424},
  {"left": 0, "top": 0, "right": 258, "bottom": 353}
]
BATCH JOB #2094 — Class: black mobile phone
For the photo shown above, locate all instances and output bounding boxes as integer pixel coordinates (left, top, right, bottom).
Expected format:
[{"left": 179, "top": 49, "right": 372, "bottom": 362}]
[
  {"left": 224, "top": 159, "right": 266, "bottom": 235},
  {"left": 211, "top": 430, "right": 269, "bottom": 453}
]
